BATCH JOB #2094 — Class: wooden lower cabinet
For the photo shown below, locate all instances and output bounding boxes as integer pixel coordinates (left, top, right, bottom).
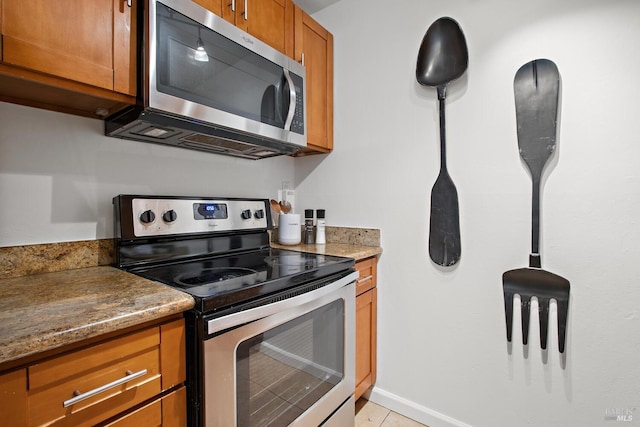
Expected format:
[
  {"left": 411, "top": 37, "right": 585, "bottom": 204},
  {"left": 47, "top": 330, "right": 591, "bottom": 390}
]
[
  {"left": 104, "top": 386, "right": 186, "bottom": 427},
  {"left": 355, "top": 257, "right": 378, "bottom": 400},
  {"left": 0, "top": 317, "right": 186, "bottom": 426},
  {"left": 0, "top": 368, "right": 28, "bottom": 426}
]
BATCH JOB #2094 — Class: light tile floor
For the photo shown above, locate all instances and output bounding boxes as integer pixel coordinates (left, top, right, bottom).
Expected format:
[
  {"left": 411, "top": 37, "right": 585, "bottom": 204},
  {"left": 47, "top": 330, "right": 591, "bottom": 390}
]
[{"left": 355, "top": 399, "right": 428, "bottom": 427}]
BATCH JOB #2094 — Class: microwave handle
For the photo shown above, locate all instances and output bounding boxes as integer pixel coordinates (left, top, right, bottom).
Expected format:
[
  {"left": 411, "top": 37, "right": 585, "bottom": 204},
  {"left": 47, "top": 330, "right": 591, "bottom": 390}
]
[{"left": 283, "top": 69, "right": 296, "bottom": 131}]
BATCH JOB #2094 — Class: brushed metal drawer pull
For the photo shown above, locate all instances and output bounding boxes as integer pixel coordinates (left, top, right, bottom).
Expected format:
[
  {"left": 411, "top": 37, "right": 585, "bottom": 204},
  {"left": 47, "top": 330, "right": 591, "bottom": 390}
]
[
  {"left": 63, "top": 369, "right": 148, "bottom": 408},
  {"left": 356, "top": 275, "right": 373, "bottom": 284}
]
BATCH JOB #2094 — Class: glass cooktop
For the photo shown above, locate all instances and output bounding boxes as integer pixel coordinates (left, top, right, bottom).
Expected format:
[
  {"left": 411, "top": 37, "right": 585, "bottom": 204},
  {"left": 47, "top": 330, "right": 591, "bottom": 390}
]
[{"left": 128, "top": 247, "right": 354, "bottom": 313}]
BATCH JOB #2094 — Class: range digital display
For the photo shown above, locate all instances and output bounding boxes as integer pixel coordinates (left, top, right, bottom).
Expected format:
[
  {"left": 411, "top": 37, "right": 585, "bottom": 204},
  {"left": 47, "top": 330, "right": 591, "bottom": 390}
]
[{"left": 194, "top": 203, "right": 228, "bottom": 220}]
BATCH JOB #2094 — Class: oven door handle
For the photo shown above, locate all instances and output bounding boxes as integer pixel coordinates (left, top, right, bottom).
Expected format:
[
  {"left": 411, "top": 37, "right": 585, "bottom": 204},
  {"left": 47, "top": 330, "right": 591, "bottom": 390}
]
[{"left": 207, "top": 270, "right": 358, "bottom": 335}]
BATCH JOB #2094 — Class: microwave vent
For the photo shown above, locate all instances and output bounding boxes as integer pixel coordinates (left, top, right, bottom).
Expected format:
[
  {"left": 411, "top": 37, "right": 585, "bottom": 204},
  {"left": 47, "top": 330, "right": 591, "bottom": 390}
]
[
  {"left": 105, "top": 109, "right": 299, "bottom": 159},
  {"left": 179, "top": 133, "right": 278, "bottom": 159},
  {"left": 181, "top": 133, "right": 255, "bottom": 153}
]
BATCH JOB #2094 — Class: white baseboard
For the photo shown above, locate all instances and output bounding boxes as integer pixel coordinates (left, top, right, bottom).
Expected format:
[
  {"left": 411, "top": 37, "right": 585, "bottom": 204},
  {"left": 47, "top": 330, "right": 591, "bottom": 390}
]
[{"left": 366, "top": 387, "right": 474, "bottom": 427}]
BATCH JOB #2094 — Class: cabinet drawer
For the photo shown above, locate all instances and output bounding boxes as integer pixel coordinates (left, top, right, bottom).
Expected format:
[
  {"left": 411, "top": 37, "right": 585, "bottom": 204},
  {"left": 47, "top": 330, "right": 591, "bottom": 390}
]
[
  {"left": 103, "top": 397, "right": 162, "bottom": 427},
  {"left": 28, "top": 327, "right": 162, "bottom": 426},
  {"left": 103, "top": 386, "right": 186, "bottom": 427},
  {"left": 355, "top": 257, "right": 377, "bottom": 296}
]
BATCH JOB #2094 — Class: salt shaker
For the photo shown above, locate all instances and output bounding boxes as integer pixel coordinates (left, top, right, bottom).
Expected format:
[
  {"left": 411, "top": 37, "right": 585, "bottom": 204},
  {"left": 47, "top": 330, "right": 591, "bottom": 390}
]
[{"left": 315, "top": 209, "right": 326, "bottom": 244}]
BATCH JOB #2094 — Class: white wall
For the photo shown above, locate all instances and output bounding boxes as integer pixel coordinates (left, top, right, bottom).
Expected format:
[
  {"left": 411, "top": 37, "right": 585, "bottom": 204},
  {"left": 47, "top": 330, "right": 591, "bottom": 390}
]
[
  {"left": 295, "top": 0, "right": 640, "bottom": 426},
  {"left": 0, "top": 103, "right": 295, "bottom": 246},
  {"left": 1, "top": 0, "right": 639, "bottom": 425}
]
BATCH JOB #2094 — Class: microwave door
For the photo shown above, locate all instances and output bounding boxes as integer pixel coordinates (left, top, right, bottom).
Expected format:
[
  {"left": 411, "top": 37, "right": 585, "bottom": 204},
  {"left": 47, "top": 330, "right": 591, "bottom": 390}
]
[{"left": 155, "top": 2, "right": 289, "bottom": 129}]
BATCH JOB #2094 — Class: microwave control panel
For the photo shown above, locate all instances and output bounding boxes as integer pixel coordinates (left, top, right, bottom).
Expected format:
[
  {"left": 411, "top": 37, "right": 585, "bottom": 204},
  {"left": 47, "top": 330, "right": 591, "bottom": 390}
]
[{"left": 290, "top": 72, "right": 305, "bottom": 135}]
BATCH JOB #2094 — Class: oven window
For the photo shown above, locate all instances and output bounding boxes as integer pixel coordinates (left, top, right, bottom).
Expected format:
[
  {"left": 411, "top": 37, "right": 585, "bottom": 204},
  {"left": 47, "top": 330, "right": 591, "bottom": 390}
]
[{"left": 236, "top": 300, "right": 344, "bottom": 426}]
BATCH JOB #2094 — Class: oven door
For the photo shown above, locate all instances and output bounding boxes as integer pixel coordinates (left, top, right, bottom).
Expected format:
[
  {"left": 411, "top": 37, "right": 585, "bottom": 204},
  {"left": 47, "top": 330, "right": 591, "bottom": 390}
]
[{"left": 203, "top": 272, "right": 356, "bottom": 427}]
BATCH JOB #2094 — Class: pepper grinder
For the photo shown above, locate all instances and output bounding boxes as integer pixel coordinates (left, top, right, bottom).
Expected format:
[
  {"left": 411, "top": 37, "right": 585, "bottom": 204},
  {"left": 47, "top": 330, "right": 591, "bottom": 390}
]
[
  {"left": 304, "top": 209, "right": 315, "bottom": 244},
  {"left": 315, "top": 209, "right": 326, "bottom": 244}
]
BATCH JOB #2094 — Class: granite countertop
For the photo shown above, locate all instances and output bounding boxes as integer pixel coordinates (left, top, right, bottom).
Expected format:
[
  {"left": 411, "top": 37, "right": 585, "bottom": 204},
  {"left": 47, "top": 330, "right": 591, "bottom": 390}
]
[
  {"left": 270, "top": 226, "right": 382, "bottom": 261},
  {"left": 0, "top": 266, "right": 194, "bottom": 366},
  {"left": 0, "top": 227, "right": 380, "bottom": 368},
  {"left": 270, "top": 242, "right": 382, "bottom": 261}
]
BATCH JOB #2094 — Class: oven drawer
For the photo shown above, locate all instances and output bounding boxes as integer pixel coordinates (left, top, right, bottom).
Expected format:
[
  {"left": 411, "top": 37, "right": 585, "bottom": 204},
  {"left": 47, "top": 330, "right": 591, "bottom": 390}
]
[{"left": 27, "top": 327, "right": 164, "bottom": 426}]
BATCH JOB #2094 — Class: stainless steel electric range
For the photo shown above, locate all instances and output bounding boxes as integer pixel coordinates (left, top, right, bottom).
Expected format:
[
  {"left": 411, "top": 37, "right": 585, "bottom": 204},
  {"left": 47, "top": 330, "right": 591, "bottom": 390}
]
[{"left": 114, "top": 195, "right": 357, "bottom": 427}]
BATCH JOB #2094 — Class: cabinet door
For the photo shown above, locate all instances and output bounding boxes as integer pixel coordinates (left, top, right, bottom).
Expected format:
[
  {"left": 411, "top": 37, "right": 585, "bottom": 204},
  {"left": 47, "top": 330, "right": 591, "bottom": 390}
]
[
  {"left": 113, "top": 0, "right": 137, "bottom": 95},
  {"left": 193, "top": 0, "right": 223, "bottom": 16},
  {"left": 294, "top": 7, "right": 334, "bottom": 153},
  {"left": 223, "top": 0, "right": 293, "bottom": 55},
  {"left": 0, "top": 369, "right": 27, "bottom": 426},
  {"left": 355, "top": 287, "right": 377, "bottom": 400},
  {"left": 221, "top": 0, "right": 237, "bottom": 25},
  {"left": 103, "top": 386, "right": 186, "bottom": 427},
  {"left": 2, "top": 0, "right": 135, "bottom": 95},
  {"left": 245, "top": 0, "right": 293, "bottom": 55},
  {"left": 160, "top": 318, "right": 186, "bottom": 390}
]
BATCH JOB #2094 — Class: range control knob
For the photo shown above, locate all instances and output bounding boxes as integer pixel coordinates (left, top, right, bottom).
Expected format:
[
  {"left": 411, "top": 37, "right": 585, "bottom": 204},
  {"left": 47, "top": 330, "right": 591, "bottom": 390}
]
[
  {"left": 254, "top": 209, "right": 265, "bottom": 219},
  {"left": 139, "top": 210, "right": 156, "bottom": 224},
  {"left": 241, "top": 209, "right": 252, "bottom": 220},
  {"left": 163, "top": 210, "right": 177, "bottom": 223}
]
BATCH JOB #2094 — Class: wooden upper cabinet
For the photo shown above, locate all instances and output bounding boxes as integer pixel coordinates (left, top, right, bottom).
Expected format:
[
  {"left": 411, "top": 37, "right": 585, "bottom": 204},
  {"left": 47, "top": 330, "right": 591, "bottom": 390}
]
[
  {"left": 113, "top": 0, "right": 137, "bottom": 95},
  {"left": 193, "top": 0, "right": 223, "bottom": 17},
  {"left": 294, "top": 6, "right": 334, "bottom": 153},
  {"left": 223, "top": 0, "right": 294, "bottom": 56},
  {"left": 1, "top": 0, "right": 136, "bottom": 96}
]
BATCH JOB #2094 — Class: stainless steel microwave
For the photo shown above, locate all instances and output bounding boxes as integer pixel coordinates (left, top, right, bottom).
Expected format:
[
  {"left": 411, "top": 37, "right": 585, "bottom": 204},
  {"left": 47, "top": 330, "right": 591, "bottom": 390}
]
[{"left": 106, "top": 0, "right": 306, "bottom": 159}]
